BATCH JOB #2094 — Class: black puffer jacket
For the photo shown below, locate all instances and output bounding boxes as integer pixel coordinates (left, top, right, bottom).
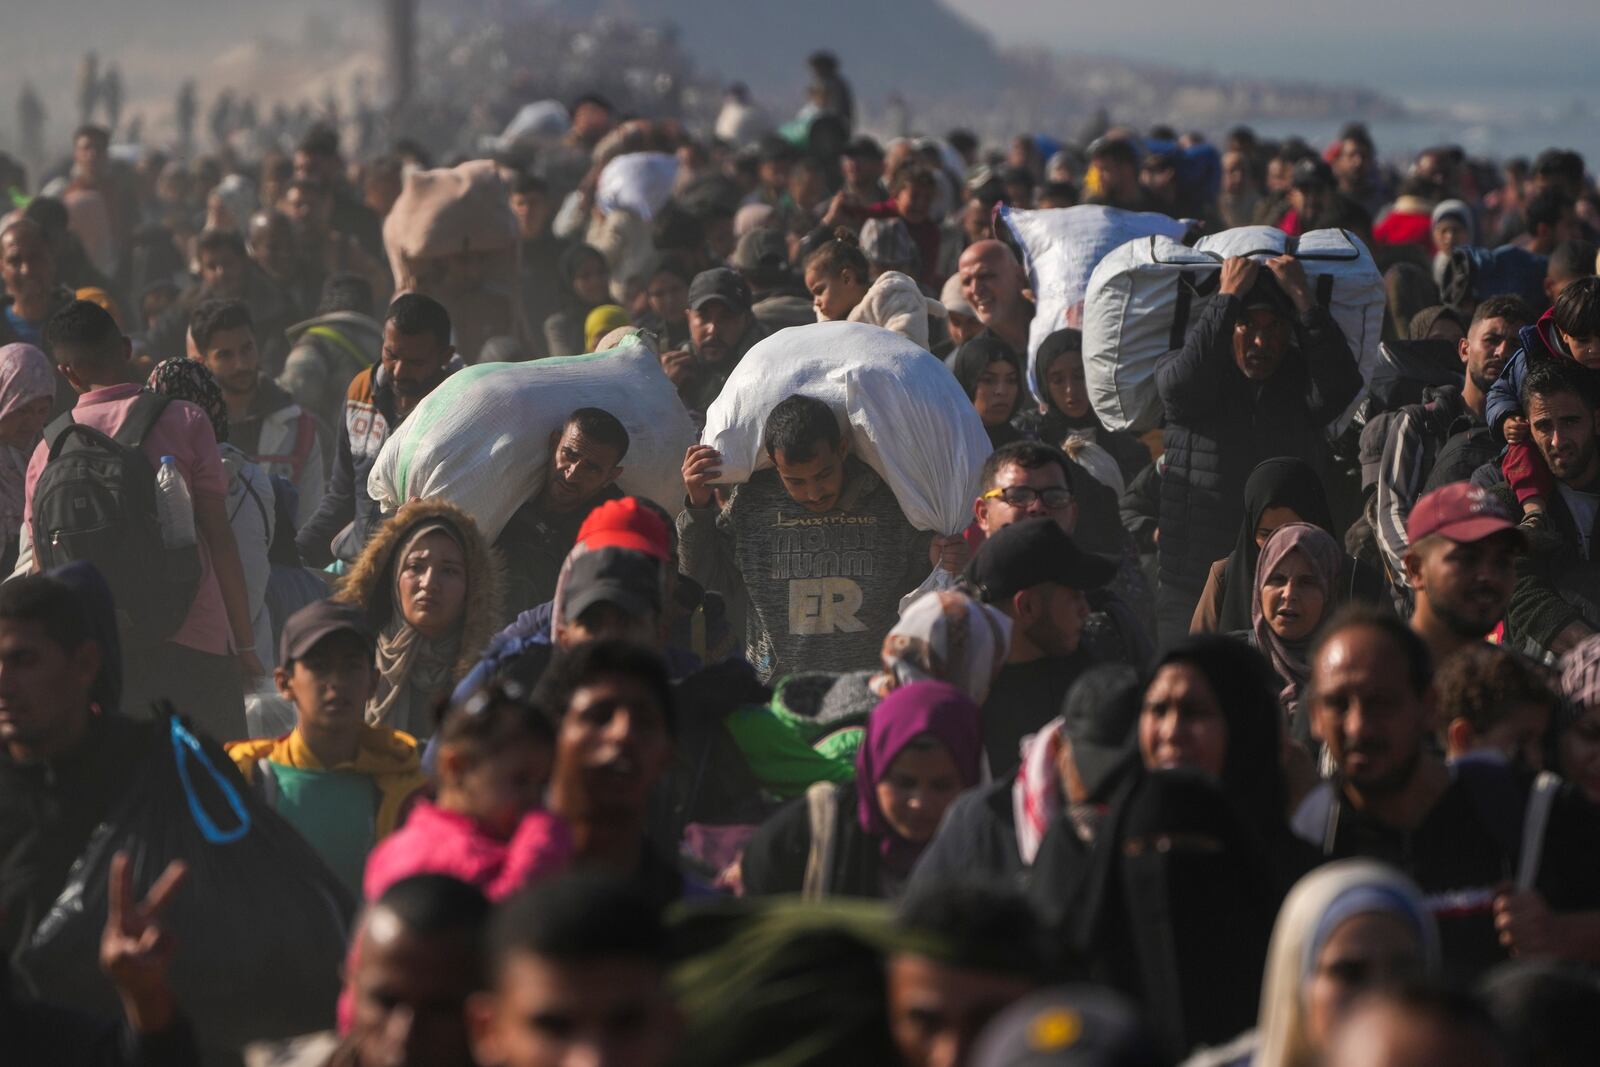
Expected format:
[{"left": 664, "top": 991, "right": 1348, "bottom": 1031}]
[{"left": 1156, "top": 294, "right": 1363, "bottom": 594}]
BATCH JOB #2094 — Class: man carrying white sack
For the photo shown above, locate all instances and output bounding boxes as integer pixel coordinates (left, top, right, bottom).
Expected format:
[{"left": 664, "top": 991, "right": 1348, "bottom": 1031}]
[{"left": 679, "top": 395, "right": 967, "bottom": 682}]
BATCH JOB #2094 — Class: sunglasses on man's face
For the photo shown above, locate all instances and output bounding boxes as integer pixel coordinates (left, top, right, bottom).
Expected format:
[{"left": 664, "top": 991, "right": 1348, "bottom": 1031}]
[{"left": 981, "top": 486, "right": 1073, "bottom": 510}]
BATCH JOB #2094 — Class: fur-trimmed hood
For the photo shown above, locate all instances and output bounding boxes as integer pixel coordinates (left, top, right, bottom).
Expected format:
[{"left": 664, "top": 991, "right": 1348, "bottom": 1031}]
[{"left": 333, "top": 497, "right": 505, "bottom": 682}]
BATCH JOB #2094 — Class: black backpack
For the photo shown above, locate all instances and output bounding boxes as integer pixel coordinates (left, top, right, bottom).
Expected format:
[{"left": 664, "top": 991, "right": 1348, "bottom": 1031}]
[
  {"left": 32, "top": 393, "right": 201, "bottom": 648},
  {"left": 1422, "top": 425, "right": 1502, "bottom": 494}
]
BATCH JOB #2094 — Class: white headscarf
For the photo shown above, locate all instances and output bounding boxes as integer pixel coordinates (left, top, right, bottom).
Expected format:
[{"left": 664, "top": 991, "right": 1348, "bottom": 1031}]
[{"left": 1254, "top": 860, "right": 1440, "bottom": 1067}]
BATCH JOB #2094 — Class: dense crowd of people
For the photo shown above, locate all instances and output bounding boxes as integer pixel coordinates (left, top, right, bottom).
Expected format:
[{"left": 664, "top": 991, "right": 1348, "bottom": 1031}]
[{"left": 3, "top": 44, "right": 1600, "bottom": 1067}]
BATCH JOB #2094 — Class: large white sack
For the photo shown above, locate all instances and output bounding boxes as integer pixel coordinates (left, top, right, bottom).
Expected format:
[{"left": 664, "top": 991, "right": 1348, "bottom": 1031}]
[
  {"left": 998, "top": 204, "right": 1190, "bottom": 402},
  {"left": 368, "top": 334, "right": 695, "bottom": 542},
  {"left": 701, "top": 321, "right": 991, "bottom": 537},
  {"left": 498, "top": 100, "right": 569, "bottom": 148},
  {"left": 1080, "top": 225, "right": 1385, "bottom": 435},
  {"left": 595, "top": 152, "right": 679, "bottom": 222}
]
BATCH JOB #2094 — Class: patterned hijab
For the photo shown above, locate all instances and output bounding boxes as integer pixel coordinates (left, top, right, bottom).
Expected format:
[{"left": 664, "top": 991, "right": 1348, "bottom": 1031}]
[
  {"left": 1559, "top": 633, "right": 1600, "bottom": 729},
  {"left": 870, "top": 589, "right": 1012, "bottom": 705},
  {"left": 147, "top": 358, "right": 228, "bottom": 443}
]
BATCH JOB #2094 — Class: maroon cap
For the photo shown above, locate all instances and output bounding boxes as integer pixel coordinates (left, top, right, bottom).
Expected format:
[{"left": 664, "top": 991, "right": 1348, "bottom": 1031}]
[{"left": 1406, "top": 483, "right": 1523, "bottom": 545}]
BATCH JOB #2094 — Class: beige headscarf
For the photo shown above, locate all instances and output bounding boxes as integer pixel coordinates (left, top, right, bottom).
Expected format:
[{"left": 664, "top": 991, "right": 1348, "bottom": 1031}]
[
  {"left": 1253, "top": 860, "right": 1439, "bottom": 1067},
  {"left": 369, "top": 520, "right": 467, "bottom": 735}
]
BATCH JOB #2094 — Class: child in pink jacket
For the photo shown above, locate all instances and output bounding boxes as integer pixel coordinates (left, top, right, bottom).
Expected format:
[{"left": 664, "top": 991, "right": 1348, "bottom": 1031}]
[{"left": 364, "top": 681, "right": 572, "bottom": 902}]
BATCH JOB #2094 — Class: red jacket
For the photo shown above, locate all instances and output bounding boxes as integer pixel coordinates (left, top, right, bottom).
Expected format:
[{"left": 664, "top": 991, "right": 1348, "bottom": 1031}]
[{"left": 1372, "top": 211, "right": 1434, "bottom": 251}]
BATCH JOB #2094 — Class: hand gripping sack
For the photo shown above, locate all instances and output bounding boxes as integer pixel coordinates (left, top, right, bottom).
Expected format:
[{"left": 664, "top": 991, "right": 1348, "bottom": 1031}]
[
  {"left": 997, "top": 203, "right": 1190, "bottom": 403},
  {"left": 1081, "top": 226, "right": 1385, "bottom": 434},
  {"left": 19, "top": 713, "right": 354, "bottom": 1059},
  {"left": 699, "top": 321, "right": 992, "bottom": 602},
  {"left": 369, "top": 333, "right": 696, "bottom": 541}
]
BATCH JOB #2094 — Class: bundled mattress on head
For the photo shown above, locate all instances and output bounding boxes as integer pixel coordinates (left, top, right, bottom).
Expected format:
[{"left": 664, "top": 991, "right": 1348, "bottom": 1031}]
[{"left": 1081, "top": 226, "right": 1385, "bottom": 434}]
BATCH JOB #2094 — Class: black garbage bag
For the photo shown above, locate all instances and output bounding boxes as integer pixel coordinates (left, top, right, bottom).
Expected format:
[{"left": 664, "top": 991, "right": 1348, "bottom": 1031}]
[{"left": 17, "top": 711, "right": 355, "bottom": 1060}]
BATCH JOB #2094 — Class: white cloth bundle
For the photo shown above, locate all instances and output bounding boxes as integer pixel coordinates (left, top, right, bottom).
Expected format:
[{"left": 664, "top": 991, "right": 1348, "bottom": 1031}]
[{"left": 368, "top": 334, "right": 695, "bottom": 541}]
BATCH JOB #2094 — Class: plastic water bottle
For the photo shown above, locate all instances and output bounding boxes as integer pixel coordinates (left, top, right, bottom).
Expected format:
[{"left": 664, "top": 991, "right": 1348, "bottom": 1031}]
[{"left": 155, "top": 455, "right": 196, "bottom": 548}]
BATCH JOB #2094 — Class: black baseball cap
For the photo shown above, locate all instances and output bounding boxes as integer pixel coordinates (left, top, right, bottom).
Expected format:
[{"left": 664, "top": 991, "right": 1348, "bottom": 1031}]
[
  {"left": 965, "top": 518, "right": 1118, "bottom": 604},
  {"left": 1059, "top": 665, "right": 1143, "bottom": 802},
  {"left": 971, "top": 986, "right": 1162, "bottom": 1067},
  {"left": 687, "top": 267, "right": 754, "bottom": 314},
  {"left": 561, "top": 548, "right": 663, "bottom": 625},
  {"left": 280, "top": 599, "right": 376, "bottom": 665}
]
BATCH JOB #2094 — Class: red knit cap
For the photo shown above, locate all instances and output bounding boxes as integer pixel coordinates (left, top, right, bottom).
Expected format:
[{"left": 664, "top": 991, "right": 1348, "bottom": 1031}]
[{"left": 575, "top": 497, "right": 671, "bottom": 561}]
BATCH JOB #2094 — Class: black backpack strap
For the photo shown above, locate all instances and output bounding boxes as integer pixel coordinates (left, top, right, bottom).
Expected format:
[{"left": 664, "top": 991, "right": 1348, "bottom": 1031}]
[
  {"left": 1315, "top": 272, "right": 1336, "bottom": 310},
  {"left": 42, "top": 409, "right": 78, "bottom": 457},
  {"left": 1169, "top": 271, "right": 1196, "bottom": 350},
  {"left": 110, "top": 392, "right": 172, "bottom": 452},
  {"left": 232, "top": 465, "right": 272, "bottom": 535}
]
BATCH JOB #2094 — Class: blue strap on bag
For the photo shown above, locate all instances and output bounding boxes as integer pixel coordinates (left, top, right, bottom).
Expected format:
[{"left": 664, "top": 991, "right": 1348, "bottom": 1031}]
[{"left": 170, "top": 717, "right": 252, "bottom": 844}]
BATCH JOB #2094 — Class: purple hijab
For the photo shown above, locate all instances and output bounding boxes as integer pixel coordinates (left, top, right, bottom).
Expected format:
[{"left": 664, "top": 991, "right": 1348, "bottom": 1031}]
[
  {"left": 856, "top": 679, "right": 983, "bottom": 875},
  {"left": 1252, "top": 522, "right": 1344, "bottom": 718}
]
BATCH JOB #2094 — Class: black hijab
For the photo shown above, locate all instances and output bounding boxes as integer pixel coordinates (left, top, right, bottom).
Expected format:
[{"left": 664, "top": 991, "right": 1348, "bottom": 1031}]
[
  {"left": 557, "top": 243, "right": 607, "bottom": 311},
  {"left": 1035, "top": 327, "right": 1103, "bottom": 434},
  {"left": 950, "top": 332, "right": 1026, "bottom": 446},
  {"left": 1215, "top": 457, "right": 1336, "bottom": 633},
  {"left": 1038, "top": 769, "right": 1278, "bottom": 1060},
  {"left": 1153, "top": 634, "right": 1288, "bottom": 836}
]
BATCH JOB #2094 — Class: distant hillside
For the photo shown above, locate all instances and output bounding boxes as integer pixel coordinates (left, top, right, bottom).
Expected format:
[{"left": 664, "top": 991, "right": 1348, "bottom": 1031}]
[{"left": 549, "top": 0, "right": 1006, "bottom": 98}]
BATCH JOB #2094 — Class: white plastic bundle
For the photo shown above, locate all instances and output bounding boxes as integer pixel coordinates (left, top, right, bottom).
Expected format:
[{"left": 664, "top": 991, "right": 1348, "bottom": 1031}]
[
  {"left": 1081, "top": 226, "right": 1385, "bottom": 433},
  {"left": 699, "top": 321, "right": 993, "bottom": 605},
  {"left": 998, "top": 203, "right": 1191, "bottom": 402},
  {"left": 368, "top": 334, "right": 695, "bottom": 541},
  {"left": 595, "top": 152, "right": 680, "bottom": 221}
]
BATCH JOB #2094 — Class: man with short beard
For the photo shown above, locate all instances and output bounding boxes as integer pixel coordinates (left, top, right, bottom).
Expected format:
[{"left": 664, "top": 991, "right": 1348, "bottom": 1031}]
[
  {"left": 1402, "top": 484, "right": 1523, "bottom": 667},
  {"left": 1300, "top": 607, "right": 1600, "bottom": 979},
  {"left": 1375, "top": 296, "right": 1533, "bottom": 592},
  {"left": 189, "top": 298, "right": 325, "bottom": 523},
  {"left": 297, "top": 294, "right": 459, "bottom": 567},
  {"left": 1508, "top": 358, "right": 1600, "bottom": 655},
  {"left": 658, "top": 268, "right": 768, "bottom": 419}
]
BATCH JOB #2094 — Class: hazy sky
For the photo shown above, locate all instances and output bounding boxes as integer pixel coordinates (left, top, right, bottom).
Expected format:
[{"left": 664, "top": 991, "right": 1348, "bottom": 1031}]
[
  {"left": 942, "top": 0, "right": 1597, "bottom": 109},
  {"left": 2, "top": 0, "right": 1596, "bottom": 149}
]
